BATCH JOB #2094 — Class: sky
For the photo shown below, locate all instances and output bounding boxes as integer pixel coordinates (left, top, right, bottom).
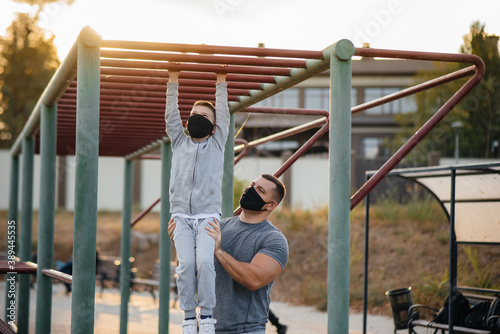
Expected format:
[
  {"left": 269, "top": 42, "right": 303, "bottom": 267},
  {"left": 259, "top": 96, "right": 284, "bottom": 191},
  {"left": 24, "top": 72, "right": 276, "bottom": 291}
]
[{"left": 1, "top": 0, "right": 500, "bottom": 61}]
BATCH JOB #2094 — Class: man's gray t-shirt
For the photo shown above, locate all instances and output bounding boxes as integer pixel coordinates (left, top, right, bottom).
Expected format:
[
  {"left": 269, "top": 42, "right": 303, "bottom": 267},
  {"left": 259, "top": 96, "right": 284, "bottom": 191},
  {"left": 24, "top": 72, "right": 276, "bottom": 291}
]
[{"left": 213, "top": 216, "right": 289, "bottom": 334}]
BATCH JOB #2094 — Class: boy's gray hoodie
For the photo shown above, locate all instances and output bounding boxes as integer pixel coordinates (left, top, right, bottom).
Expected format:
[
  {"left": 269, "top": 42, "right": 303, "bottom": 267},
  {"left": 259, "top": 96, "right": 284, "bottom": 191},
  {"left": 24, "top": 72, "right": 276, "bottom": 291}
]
[{"left": 165, "top": 82, "right": 229, "bottom": 215}]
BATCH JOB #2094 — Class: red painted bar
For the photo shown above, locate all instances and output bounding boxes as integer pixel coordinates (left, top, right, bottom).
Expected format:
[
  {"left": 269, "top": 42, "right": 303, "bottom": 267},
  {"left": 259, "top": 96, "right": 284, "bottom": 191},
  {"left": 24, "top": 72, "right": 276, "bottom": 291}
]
[
  {"left": 131, "top": 197, "right": 161, "bottom": 228},
  {"left": 351, "top": 66, "right": 476, "bottom": 114},
  {"left": 101, "top": 49, "right": 308, "bottom": 68},
  {"left": 100, "top": 67, "right": 277, "bottom": 83},
  {"left": 243, "top": 107, "right": 328, "bottom": 117},
  {"left": 100, "top": 75, "right": 263, "bottom": 90},
  {"left": 101, "top": 40, "right": 324, "bottom": 59},
  {"left": 355, "top": 47, "right": 483, "bottom": 64},
  {"left": 274, "top": 122, "right": 329, "bottom": 178},
  {"left": 0, "top": 261, "right": 37, "bottom": 274},
  {"left": 350, "top": 51, "right": 485, "bottom": 210},
  {"left": 234, "top": 139, "right": 250, "bottom": 165},
  {"left": 234, "top": 118, "right": 326, "bottom": 153},
  {"left": 100, "top": 59, "right": 292, "bottom": 76}
]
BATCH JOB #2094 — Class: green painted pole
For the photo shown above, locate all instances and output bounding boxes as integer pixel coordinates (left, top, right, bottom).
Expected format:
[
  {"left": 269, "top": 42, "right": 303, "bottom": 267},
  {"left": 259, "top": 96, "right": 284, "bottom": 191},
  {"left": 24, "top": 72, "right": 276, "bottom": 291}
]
[
  {"left": 222, "top": 114, "right": 235, "bottom": 218},
  {"left": 35, "top": 103, "right": 57, "bottom": 334},
  {"left": 18, "top": 136, "right": 34, "bottom": 334},
  {"left": 159, "top": 141, "right": 172, "bottom": 333},
  {"left": 119, "top": 159, "right": 134, "bottom": 334},
  {"left": 325, "top": 39, "right": 355, "bottom": 334},
  {"left": 5, "top": 155, "right": 19, "bottom": 322},
  {"left": 70, "top": 26, "right": 101, "bottom": 334}
]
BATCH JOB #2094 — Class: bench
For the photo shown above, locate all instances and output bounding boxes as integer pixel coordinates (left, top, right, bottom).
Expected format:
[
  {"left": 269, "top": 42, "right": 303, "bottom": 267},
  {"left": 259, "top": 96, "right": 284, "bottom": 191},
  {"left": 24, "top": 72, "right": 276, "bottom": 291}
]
[
  {"left": 408, "top": 291, "right": 499, "bottom": 333},
  {"left": 131, "top": 261, "right": 178, "bottom": 305},
  {"left": 409, "top": 319, "right": 491, "bottom": 334},
  {"left": 95, "top": 256, "right": 121, "bottom": 295}
]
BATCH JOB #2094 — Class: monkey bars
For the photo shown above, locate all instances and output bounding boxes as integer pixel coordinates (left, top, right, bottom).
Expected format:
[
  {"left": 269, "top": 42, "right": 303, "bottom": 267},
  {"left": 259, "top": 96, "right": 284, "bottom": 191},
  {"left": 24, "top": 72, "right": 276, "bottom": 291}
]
[{"left": 5, "top": 25, "right": 485, "bottom": 334}]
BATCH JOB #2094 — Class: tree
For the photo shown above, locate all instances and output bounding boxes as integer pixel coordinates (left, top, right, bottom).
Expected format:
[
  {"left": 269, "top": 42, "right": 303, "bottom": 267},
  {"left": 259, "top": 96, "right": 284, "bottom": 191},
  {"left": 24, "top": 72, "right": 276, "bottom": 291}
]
[
  {"left": 394, "top": 21, "right": 500, "bottom": 162},
  {"left": 0, "top": 12, "right": 60, "bottom": 148},
  {"left": 459, "top": 22, "right": 500, "bottom": 158}
]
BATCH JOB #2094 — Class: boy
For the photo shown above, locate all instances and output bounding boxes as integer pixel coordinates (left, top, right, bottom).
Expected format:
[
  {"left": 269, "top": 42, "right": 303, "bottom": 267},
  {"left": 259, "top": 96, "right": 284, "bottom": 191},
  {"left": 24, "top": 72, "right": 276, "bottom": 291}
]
[{"left": 165, "top": 70, "right": 229, "bottom": 334}]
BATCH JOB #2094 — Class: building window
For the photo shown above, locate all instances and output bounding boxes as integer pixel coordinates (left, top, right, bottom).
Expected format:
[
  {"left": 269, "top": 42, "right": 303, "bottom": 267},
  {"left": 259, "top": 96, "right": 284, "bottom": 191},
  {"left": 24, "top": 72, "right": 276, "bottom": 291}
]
[
  {"left": 363, "top": 87, "right": 417, "bottom": 114},
  {"left": 304, "top": 87, "right": 358, "bottom": 110},
  {"left": 255, "top": 88, "right": 300, "bottom": 108},
  {"left": 359, "top": 137, "right": 389, "bottom": 159}
]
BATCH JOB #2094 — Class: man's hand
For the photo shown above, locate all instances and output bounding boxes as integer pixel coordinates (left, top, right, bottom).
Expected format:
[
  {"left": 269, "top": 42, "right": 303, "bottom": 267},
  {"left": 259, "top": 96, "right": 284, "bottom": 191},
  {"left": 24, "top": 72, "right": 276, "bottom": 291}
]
[
  {"left": 206, "top": 219, "right": 222, "bottom": 253},
  {"left": 168, "top": 218, "right": 176, "bottom": 241},
  {"left": 168, "top": 71, "right": 180, "bottom": 83}
]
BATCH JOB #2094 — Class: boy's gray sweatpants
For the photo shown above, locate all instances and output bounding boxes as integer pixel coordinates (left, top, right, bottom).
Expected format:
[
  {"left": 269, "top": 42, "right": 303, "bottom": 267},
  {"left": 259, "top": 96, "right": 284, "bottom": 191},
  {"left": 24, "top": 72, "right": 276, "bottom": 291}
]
[{"left": 173, "top": 216, "right": 216, "bottom": 318}]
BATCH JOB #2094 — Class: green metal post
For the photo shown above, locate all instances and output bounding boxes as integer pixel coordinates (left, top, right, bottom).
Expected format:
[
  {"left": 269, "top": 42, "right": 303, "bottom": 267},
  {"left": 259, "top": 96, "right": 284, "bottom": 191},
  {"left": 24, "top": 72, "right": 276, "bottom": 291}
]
[
  {"left": 159, "top": 141, "right": 172, "bottom": 333},
  {"left": 35, "top": 103, "right": 57, "bottom": 334},
  {"left": 5, "top": 155, "right": 19, "bottom": 322},
  {"left": 119, "top": 159, "right": 134, "bottom": 334},
  {"left": 222, "top": 114, "right": 235, "bottom": 218},
  {"left": 18, "top": 136, "right": 34, "bottom": 334},
  {"left": 70, "top": 26, "right": 101, "bottom": 334},
  {"left": 325, "top": 39, "right": 355, "bottom": 334}
]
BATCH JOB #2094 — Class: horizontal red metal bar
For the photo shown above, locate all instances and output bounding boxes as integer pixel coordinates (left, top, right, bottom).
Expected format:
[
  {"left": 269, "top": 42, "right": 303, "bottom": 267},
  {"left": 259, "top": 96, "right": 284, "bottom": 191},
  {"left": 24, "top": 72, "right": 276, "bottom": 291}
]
[
  {"left": 101, "top": 40, "right": 324, "bottom": 59},
  {"left": 99, "top": 81, "right": 251, "bottom": 96},
  {"left": 100, "top": 75, "right": 263, "bottom": 90},
  {"left": 234, "top": 118, "right": 326, "bottom": 153},
  {"left": 351, "top": 66, "right": 477, "bottom": 114},
  {"left": 63, "top": 87, "right": 244, "bottom": 101},
  {"left": 243, "top": 107, "right": 328, "bottom": 117},
  {"left": 355, "top": 47, "right": 483, "bottom": 64},
  {"left": 100, "top": 59, "right": 292, "bottom": 76},
  {"left": 100, "top": 67, "right": 277, "bottom": 83},
  {"left": 0, "top": 261, "right": 37, "bottom": 274},
  {"left": 101, "top": 49, "right": 308, "bottom": 69}
]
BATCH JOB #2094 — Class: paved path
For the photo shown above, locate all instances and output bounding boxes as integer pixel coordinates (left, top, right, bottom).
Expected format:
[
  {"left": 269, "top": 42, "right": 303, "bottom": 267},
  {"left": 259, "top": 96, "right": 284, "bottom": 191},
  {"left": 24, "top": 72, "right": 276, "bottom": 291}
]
[{"left": 0, "top": 281, "right": 394, "bottom": 333}]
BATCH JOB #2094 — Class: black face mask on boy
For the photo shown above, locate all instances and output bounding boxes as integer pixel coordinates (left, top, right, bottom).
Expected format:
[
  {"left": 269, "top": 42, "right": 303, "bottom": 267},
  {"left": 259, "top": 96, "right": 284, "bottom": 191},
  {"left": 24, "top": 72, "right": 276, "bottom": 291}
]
[
  {"left": 239, "top": 186, "right": 274, "bottom": 211},
  {"left": 187, "top": 114, "right": 214, "bottom": 139}
]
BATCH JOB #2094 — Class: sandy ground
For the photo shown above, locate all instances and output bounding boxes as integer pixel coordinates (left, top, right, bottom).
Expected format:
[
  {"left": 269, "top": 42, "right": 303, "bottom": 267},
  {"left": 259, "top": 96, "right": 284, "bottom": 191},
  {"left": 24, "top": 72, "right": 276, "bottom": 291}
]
[{"left": 0, "top": 281, "right": 394, "bottom": 334}]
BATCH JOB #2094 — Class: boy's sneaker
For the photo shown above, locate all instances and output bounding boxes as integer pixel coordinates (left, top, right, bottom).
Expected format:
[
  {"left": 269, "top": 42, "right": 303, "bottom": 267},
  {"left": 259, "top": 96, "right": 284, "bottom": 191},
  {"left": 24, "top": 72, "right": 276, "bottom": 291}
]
[
  {"left": 198, "top": 317, "right": 217, "bottom": 334},
  {"left": 181, "top": 319, "right": 198, "bottom": 334}
]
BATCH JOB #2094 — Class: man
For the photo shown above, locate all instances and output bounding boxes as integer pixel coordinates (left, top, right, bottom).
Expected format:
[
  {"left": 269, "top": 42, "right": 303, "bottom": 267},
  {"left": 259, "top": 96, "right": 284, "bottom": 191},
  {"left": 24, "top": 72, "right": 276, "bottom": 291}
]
[{"left": 169, "top": 174, "right": 288, "bottom": 334}]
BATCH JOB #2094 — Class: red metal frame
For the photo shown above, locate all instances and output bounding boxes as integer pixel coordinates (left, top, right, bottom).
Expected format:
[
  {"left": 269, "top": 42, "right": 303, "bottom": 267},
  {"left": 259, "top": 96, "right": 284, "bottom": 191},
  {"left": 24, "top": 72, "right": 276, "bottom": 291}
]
[{"left": 350, "top": 48, "right": 485, "bottom": 210}]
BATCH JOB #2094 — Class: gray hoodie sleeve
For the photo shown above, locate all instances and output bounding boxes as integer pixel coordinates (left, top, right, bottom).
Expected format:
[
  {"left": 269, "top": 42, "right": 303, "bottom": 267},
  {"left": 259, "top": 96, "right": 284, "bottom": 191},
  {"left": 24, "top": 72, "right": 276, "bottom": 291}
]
[
  {"left": 165, "top": 82, "right": 184, "bottom": 146},
  {"left": 212, "top": 82, "right": 230, "bottom": 148}
]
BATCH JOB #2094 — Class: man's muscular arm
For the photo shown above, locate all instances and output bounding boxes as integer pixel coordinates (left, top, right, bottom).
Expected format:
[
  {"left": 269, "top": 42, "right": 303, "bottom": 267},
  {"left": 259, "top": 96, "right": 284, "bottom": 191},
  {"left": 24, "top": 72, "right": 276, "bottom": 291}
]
[{"left": 206, "top": 220, "right": 282, "bottom": 291}]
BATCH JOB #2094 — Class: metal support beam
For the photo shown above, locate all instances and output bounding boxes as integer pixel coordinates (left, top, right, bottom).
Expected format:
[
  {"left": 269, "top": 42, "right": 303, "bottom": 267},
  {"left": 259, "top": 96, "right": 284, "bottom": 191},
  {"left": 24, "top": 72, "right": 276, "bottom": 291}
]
[
  {"left": 70, "top": 26, "right": 101, "bottom": 334},
  {"left": 159, "top": 141, "right": 172, "bottom": 333},
  {"left": 119, "top": 159, "right": 134, "bottom": 334},
  {"left": 449, "top": 168, "right": 457, "bottom": 333},
  {"left": 5, "top": 155, "right": 19, "bottom": 321},
  {"left": 326, "top": 39, "right": 355, "bottom": 334},
  {"left": 222, "top": 114, "right": 235, "bottom": 218},
  {"left": 35, "top": 103, "right": 57, "bottom": 334},
  {"left": 18, "top": 136, "right": 34, "bottom": 334}
]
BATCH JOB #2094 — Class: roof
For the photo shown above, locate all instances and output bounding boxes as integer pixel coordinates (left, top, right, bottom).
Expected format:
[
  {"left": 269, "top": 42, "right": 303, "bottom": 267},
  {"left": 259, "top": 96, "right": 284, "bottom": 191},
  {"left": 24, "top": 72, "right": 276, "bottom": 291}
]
[
  {"left": 367, "top": 162, "right": 500, "bottom": 244},
  {"left": 40, "top": 38, "right": 329, "bottom": 158}
]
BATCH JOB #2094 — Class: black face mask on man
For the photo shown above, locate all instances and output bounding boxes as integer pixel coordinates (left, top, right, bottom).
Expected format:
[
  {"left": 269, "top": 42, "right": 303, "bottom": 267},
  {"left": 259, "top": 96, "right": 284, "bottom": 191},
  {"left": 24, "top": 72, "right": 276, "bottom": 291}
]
[
  {"left": 187, "top": 114, "right": 214, "bottom": 138},
  {"left": 239, "top": 186, "right": 274, "bottom": 211}
]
